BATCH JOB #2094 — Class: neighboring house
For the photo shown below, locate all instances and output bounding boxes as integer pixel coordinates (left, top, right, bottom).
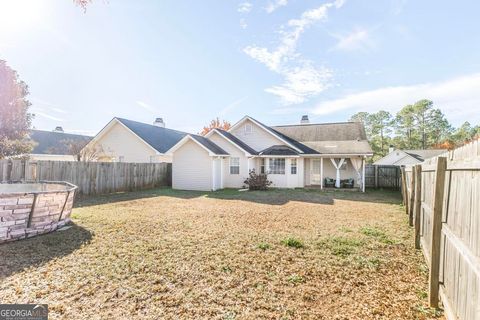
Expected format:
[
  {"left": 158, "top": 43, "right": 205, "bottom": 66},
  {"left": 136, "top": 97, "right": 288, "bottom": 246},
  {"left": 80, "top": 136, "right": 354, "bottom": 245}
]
[
  {"left": 84, "top": 117, "right": 187, "bottom": 163},
  {"left": 166, "top": 115, "right": 373, "bottom": 191},
  {"left": 29, "top": 127, "right": 92, "bottom": 161},
  {"left": 374, "top": 148, "right": 447, "bottom": 166}
]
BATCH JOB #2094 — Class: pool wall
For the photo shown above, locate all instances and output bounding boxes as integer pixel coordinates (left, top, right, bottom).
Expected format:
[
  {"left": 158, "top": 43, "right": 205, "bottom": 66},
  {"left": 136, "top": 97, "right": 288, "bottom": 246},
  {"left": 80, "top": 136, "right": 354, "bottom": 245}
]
[{"left": 0, "top": 182, "right": 77, "bottom": 243}]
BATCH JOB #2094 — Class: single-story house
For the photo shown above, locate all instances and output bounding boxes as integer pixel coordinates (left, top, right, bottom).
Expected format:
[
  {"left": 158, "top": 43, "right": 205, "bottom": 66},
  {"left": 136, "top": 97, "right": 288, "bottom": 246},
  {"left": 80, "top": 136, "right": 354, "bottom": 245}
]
[
  {"left": 84, "top": 117, "right": 187, "bottom": 163},
  {"left": 166, "top": 115, "right": 373, "bottom": 191},
  {"left": 28, "top": 127, "right": 92, "bottom": 161},
  {"left": 374, "top": 148, "right": 446, "bottom": 166}
]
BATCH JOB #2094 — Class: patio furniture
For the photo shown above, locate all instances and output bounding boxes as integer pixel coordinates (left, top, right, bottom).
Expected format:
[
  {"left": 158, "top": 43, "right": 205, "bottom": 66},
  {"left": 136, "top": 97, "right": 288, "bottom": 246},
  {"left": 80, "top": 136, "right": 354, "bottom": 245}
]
[
  {"left": 324, "top": 177, "right": 335, "bottom": 188},
  {"left": 341, "top": 178, "right": 354, "bottom": 188}
]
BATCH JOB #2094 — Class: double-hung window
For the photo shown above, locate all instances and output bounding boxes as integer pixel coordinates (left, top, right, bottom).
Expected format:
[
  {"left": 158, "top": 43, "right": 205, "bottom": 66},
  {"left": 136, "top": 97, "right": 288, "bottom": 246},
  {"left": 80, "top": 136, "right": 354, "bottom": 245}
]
[
  {"left": 268, "top": 158, "right": 285, "bottom": 174},
  {"left": 291, "top": 159, "right": 297, "bottom": 174},
  {"left": 230, "top": 157, "right": 240, "bottom": 174},
  {"left": 260, "top": 158, "right": 266, "bottom": 174}
]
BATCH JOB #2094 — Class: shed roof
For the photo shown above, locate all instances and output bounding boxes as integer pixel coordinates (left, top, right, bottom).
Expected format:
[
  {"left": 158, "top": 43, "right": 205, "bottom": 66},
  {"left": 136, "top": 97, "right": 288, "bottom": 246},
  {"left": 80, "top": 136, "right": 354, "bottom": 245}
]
[
  {"left": 116, "top": 118, "right": 187, "bottom": 153},
  {"left": 404, "top": 149, "right": 447, "bottom": 161},
  {"left": 30, "top": 130, "right": 92, "bottom": 155}
]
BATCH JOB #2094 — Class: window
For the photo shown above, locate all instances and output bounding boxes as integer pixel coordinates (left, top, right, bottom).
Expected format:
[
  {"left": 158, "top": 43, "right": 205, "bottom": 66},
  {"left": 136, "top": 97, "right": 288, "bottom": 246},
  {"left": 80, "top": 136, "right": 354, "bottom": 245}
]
[
  {"left": 291, "top": 159, "right": 297, "bottom": 174},
  {"left": 230, "top": 157, "right": 240, "bottom": 174},
  {"left": 245, "top": 123, "right": 253, "bottom": 134},
  {"left": 118, "top": 156, "right": 125, "bottom": 163},
  {"left": 268, "top": 158, "right": 285, "bottom": 174},
  {"left": 149, "top": 155, "right": 156, "bottom": 163},
  {"left": 260, "top": 158, "right": 265, "bottom": 174}
]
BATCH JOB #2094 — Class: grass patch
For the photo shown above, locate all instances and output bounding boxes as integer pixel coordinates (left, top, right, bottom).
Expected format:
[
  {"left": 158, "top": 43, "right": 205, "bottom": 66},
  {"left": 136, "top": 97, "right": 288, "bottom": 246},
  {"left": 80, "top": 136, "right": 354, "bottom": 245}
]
[
  {"left": 257, "top": 242, "right": 271, "bottom": 251},
  {"left": 281, "top": 237, "right": 304, "bottom": 249},
  {"left": 287, "top": 274, "right": 305, "bottom": 284},
  {"left": 318, "top": 236, "right": 364, "bottom": 257},
  {"left": 353, "top": 256, "right": 382, "bottom": 269},
  {"left": 360, "top": 226, "right": 397, "bottom": 244}
]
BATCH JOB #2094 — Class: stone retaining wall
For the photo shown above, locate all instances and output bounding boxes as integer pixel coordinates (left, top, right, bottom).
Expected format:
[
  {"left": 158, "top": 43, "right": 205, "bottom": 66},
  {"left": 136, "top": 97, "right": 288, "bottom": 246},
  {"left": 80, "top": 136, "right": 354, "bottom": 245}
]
[{"left": 0, "top": 182, "right": 76, "bottom": 243}]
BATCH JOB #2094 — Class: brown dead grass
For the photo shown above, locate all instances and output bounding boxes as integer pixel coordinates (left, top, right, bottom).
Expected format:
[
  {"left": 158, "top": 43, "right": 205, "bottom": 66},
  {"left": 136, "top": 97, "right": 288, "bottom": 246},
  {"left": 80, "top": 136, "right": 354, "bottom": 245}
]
[{"left": 0, "top": 188, "right": 443, "bottom": 319}]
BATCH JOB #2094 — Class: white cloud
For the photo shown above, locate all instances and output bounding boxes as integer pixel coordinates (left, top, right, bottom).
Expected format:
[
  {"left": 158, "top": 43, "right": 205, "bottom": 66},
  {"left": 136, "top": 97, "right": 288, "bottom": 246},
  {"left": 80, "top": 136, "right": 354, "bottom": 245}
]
[
  {"left": 238, "top": 2, "right": 252, "bottom": 14},
  {"left": 244, "top": 0, "right": 344, "bottom": 104},
  {"left": 240, "top": 18, "right": 248, "bottom": 29},
  {"left": 33, "top": 110, "right": 65, "bottom": 122},
  {"left": 312, "top": 73, "right": 480, "bottom": 125},
  {"left": 136, "top": 100, "right": 157, "bottom": 112},
  {"left": 265, "top": 0, "right": 288, "bottom": 13},
  {"left": 330, "top": 28, "right": 374, "bottom": 52}
]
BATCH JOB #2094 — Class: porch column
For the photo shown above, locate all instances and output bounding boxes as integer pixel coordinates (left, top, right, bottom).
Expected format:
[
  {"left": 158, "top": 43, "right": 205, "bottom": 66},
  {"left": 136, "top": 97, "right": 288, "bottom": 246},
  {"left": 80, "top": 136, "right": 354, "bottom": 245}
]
[
  {"left": 330, "top": 158, "right": 345, "bottom": 188},
  {"left": 362, "top": 158, "right": 366, "bottom": 192},
  {"left": 320, "top": 157, "right": 324, "bottom": 189}
]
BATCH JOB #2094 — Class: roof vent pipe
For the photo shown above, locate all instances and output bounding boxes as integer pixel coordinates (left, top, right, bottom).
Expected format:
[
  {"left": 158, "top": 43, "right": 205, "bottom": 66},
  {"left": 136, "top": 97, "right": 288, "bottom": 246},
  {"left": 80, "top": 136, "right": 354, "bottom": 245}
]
[
  {"left": 53, "top": 126, "right": 64, "bottom": 133},
  {"left": 301, "top": 115, "right": 310, "bottom": 124},
  {"left": 153, "top": 118, "right": 165, "bottom": 128}
]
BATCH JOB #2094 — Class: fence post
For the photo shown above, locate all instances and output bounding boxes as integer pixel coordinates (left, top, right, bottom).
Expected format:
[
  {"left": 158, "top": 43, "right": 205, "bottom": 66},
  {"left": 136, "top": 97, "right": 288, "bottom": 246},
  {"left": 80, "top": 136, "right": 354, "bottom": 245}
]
[
  {"left": 374, "top": 165, "right": 378, "bottom": 188},
  {"left": 400, "top": 166, "right": 408, "bottom": 213},
  {"left": 428, "top": 157, "right": 447, "bottom": 308},
  {"left": 409, "top": 167, "right": 415, "bottom": 226},
  {"left": 6, "top": 159, "right": 13, "bottom": 181},
  {"left": 414, "top": 164, "right": 422, "bottom": 249}
]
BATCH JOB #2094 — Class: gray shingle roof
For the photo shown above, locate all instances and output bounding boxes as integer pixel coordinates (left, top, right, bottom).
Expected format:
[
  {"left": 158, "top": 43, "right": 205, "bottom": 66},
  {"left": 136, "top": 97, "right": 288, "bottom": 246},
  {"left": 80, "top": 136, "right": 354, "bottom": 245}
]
[
  {"left": 404, "top": 149, "right": 447, "bottom": 161},
  {"left": 215, "top": 129, "right": 258, "bottom": 155},
  {"left": 30, "top": 130, "right": 92, "bottom": 155},
  {"left": 116, "top": 118, "right": 187, "bottom": 153},
  {"left": 272, "top": 122, "right": 372, "bottom": 155},
  {"left": 259, "top": 145, "right": 299, "bottom": 156},
  {"left": 190, "top": 135, "right": 229, "bottom": 155}
]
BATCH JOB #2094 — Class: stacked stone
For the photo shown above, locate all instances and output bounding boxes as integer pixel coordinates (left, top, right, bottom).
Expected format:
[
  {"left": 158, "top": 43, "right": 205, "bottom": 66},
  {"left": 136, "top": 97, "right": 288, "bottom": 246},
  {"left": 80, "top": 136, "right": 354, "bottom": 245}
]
[{"left": 0, "top": 189, "right": 75, "bottom": 243}]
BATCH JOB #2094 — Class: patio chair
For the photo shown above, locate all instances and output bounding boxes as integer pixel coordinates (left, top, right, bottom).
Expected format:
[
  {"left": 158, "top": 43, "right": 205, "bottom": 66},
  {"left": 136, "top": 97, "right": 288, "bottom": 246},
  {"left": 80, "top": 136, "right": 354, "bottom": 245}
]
[
  {"left": 341, "top": 178, "right": 354, "bottom": 188},
  {"left": 324, "top": 177, "right": 335, "bottom": 188}
]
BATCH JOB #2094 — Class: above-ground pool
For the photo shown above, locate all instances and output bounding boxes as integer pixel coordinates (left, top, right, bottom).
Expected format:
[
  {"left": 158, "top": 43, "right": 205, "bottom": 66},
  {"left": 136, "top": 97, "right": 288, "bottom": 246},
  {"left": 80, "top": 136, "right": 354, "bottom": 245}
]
[{"left": 0, "top": 181, "right": 77, "bottom": 243}]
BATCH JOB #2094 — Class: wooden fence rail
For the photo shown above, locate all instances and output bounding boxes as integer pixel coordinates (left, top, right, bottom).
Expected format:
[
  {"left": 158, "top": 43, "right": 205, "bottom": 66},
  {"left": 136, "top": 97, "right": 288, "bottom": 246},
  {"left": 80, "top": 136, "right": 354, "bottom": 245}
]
[
  {"left": 0, "top": 160, "right": 172, "bottom": 196},
  {"left": 401, "top": 139, "right": 480, "bottom": 320}
]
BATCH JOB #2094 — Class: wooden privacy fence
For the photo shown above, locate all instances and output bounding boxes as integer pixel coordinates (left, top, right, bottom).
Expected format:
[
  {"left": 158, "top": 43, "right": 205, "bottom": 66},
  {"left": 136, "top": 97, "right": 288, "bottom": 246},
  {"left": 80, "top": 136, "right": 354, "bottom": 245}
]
[
  {"left": 365, "top": 164, "right": 401, "bottom": 189},
  {"left": 0, "top": 160, "right": 172, "bottom": 196},
  {"left": 401, "top": 139, "right": 480, "bottom": 320}
]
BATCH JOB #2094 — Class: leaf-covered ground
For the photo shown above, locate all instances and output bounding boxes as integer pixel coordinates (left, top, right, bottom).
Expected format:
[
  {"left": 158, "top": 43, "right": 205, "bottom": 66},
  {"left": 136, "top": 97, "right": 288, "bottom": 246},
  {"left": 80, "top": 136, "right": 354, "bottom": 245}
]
[{"left": 0, "top": 188, "right": 443, "bottom": 319}]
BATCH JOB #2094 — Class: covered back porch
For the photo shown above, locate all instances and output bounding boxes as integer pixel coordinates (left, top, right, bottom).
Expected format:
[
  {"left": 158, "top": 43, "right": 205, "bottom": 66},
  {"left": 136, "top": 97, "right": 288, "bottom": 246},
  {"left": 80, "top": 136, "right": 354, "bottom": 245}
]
[{"left": 304, "top": 156, "right": 367, "bottom": 192}]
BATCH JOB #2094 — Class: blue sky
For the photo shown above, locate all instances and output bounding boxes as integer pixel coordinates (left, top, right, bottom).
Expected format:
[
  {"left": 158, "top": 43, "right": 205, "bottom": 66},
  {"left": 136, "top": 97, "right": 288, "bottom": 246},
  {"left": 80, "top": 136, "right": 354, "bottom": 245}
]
[{"left": 0, "top": 0, "right": 479, "bottom": 135}]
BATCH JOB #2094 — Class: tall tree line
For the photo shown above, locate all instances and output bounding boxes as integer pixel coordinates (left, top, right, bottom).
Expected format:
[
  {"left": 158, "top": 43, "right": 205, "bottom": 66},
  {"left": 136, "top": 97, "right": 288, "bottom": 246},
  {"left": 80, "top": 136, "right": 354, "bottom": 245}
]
[{"left": 350, "top": 99, "right": 480, "bottom": 162}]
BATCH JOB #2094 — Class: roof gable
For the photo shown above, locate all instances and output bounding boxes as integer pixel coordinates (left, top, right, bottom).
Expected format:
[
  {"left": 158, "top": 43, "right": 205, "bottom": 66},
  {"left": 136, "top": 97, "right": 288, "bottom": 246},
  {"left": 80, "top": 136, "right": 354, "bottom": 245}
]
[
  {"left": 206, "top": 129, "right": 258, "bottom": 155},
  {"left": 167, "top": 134, "right": 229, "bottom": 156}
]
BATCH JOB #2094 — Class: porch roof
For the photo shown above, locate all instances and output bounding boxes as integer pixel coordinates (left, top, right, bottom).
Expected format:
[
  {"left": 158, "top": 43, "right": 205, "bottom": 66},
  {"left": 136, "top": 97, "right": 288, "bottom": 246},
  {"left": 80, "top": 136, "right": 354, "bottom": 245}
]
[{"left": 301, "top": 140, "right": 373, "bottom": 155}]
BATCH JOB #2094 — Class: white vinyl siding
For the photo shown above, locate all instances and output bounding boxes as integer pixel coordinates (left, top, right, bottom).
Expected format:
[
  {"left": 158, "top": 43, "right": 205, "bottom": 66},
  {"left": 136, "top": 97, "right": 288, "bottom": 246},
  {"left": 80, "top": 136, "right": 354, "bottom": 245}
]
[
  {"left": 90, "top": 121, "right": 169, "bottom": 163},
  {"left": 172, "top": 139, "right": 213, "bottom": 191},
  {"left": 230, "top": 119, "right": 286, "bottom": 152},
  {"left": 208, "top": 132, "right": 248, "bottom": 188}
]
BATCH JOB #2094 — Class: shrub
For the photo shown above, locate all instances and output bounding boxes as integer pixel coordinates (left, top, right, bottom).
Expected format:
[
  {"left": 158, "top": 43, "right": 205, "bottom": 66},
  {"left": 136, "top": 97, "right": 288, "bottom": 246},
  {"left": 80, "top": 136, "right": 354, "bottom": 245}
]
[
  {"left": 244, "top": 169, "right": 272, "bottom": 190},
  {"left": 281, "top": 237, "right": 304, "bottom": 248}
]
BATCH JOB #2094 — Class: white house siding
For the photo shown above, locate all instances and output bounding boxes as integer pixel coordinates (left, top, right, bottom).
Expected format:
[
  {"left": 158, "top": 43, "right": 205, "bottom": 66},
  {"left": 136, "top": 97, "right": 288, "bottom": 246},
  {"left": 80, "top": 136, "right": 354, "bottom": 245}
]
[
  {"left": 230, "top": 119, "right": 285, "bottom": 152},
  {"left": 90, "top": 122, "right": 161, "bottom": 163},
  {"left": 29, "top": 154, "right": 77, "bottom": 161},
  {"left": 374, "top": 150, "right": 417, "bottom": 166},
  {"left": 208, "top": 132, "right": 247, "bottom": 188},
  {"left": 172, "top": 139, "right": 213, "bottom": 191}
]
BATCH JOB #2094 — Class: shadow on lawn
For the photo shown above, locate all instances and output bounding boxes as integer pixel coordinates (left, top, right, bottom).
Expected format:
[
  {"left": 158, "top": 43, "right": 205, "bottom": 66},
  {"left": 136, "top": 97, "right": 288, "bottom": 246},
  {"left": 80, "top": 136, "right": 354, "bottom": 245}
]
[
  {"left": 74, "top": 187, "right": 401, "bottom": 207},
  {"left": 0, "top": 223, "right": 92, "bottom": 279}
]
